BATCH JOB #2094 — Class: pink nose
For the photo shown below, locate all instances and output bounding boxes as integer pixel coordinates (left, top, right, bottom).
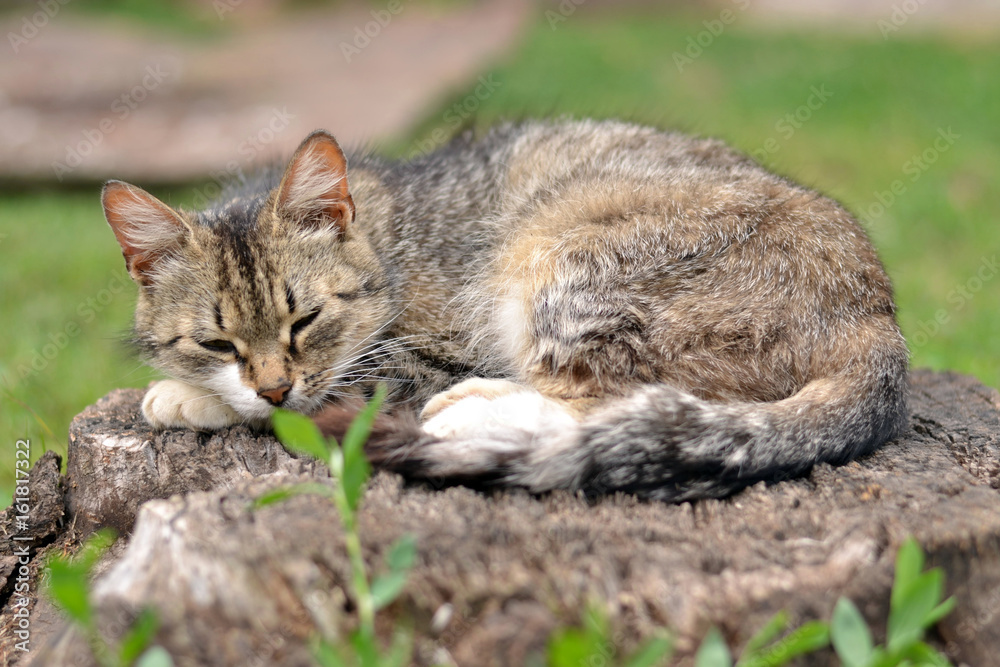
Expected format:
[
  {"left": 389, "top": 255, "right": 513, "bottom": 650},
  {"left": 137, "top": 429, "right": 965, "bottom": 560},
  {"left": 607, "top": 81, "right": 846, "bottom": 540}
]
[{"left": 258, "top": 384, "right": 292, "bottom": 406}]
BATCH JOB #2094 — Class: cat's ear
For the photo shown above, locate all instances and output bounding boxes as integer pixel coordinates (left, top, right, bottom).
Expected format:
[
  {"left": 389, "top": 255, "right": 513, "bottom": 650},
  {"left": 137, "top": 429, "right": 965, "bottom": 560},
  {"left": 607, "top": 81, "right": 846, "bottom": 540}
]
[
  {"left": 275, "top": 130, "right": 355, "bottom": 236},
  {"left": 102, "top": 180, "right": 193, "bottom": 287}
]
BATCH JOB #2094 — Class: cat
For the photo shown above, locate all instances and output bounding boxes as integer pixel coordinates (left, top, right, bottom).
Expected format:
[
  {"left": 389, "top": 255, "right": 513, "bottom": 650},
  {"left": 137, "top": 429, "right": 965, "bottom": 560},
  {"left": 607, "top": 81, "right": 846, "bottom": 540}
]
[{"left": 102, "top": 118, "right": 909, "bottom": 502}]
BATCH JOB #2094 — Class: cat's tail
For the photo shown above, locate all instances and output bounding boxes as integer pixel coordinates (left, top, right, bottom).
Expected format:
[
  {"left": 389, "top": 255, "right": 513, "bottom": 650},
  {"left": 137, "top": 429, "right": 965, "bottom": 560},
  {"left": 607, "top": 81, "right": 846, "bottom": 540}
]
[{"left": 314, "top": 366, "right": 909, "bottom": 502}]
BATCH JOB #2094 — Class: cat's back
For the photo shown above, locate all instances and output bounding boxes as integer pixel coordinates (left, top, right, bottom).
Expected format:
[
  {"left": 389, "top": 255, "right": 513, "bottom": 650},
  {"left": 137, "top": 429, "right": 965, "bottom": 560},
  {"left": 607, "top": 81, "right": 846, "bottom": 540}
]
[
  {"left": 495, "top": 118, "right": 756, "bottom": 195},
  {"left": 440, "top": 119, "right": 899, "bottom": 402}
]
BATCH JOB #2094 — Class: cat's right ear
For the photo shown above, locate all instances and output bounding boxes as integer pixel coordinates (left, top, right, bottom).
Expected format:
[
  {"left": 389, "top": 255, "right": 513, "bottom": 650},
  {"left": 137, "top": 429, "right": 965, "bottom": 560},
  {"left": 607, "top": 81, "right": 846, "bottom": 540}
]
[
  {"left": 274, "top": 130, "right": 355, "bottom": 237},
  {"left": 102, "top": 181, "right": 193, "bottom": 287}
]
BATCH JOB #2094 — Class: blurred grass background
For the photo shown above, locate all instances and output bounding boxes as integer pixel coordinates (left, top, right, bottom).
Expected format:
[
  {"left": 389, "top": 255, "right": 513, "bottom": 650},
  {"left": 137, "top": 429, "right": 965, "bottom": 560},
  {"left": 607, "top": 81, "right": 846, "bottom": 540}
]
[{"left": 2, "top": 4, "right": 998, "bottom": 506}]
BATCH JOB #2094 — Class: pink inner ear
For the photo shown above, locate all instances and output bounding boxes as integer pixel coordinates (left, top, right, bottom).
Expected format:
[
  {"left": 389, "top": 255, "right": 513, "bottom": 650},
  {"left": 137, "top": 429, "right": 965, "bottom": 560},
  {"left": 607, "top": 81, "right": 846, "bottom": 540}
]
[
  {"left": 102, "top": 181, "right": 187, "bottom": 285},
  {"left": 277, "top": 132, "right": 355, "bottom": 234}
]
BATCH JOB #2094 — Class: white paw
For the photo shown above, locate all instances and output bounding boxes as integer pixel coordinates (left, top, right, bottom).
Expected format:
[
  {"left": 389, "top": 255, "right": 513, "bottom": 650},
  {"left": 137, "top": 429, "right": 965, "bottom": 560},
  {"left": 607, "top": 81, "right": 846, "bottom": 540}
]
[
  {"left": 422, "top": 387, "right": 579, "bottom": 441},
  {"left": 142, "top": 379, "right": 240, "bottom": 430},
  {"left": 420, "top": 378, "right": 527, "bottom": 422}
]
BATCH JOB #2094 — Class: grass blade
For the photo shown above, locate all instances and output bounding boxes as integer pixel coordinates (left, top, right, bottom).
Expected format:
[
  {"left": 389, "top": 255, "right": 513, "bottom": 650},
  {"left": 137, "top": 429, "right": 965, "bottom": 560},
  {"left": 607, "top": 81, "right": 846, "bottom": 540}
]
[
  {"left": 888, "top": 570, "right": 944, "bottom": 652},
  {"left": 624, "top": 635, "right": 674, "bottom": 667},
  {"left": 119, "top": 607, "right": 159, "bottom": 664},
  {"left": 739, "top": 622, "right": 829, "bottom": 667},
  {"left": 340, "top": 385, "right": 386, "bottom": 510},
  {"left": 891, "top": 538, "right": 925, "bottom": 613},
  {"left": 135, "top": 645, "right": 174, "bottom": 667},
  {"left": 311, "top": 638, "right": 348, "bottom": 667},
  {"left": 45, "top": 557, "right": 92, "bottom": 626},
  {"left": 272, "top": 409, "right": 330, "bottom": 461},
  {"left": 251, "top": 482, "right": 335, "bottom": 509},
  {"left": 342, "top": 385, "right": 387, "bottom": 463},
  {"left": 371, "top": 570, "right": 408, "bottom": 611},
  {"left": 695, "top": 628, "right": 733, "bottom": 667},
  {"left": 831, "top": 598, "right": 873, "bottom": 667},
  {"left": 739, "top": 611, "right": 788, "bottom": 659}
]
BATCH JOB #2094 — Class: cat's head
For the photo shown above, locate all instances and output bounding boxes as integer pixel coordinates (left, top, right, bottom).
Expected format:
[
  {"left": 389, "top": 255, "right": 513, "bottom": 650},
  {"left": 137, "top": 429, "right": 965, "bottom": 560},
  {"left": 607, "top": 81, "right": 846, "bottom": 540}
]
[{"left": 103, "top": 131, "right": 392, "bottom": 421}]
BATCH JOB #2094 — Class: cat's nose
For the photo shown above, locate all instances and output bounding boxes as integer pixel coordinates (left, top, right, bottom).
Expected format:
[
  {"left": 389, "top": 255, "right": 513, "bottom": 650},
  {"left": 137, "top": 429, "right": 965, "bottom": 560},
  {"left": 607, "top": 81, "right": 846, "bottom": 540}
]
[{"left": 258, "top": 383, "right": 292, "bottom": 406}]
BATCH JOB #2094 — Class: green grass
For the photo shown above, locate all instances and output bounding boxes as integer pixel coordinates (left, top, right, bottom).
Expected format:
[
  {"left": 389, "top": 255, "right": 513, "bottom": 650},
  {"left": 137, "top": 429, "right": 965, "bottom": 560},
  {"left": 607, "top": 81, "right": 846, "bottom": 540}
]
[
  {"left": 1, "top": 0, "right": 227, "bottom": 38},
  {"left": 2, "top": 10, "right": 998, "bottom": 506},
  {"left": 1, "top": 191, "right": 162, "bottom": 506}
]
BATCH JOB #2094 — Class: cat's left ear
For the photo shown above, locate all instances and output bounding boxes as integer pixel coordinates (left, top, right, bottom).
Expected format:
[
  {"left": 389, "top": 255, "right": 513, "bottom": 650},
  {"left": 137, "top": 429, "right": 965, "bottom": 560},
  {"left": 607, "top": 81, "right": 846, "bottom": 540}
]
[
  {"left": 102, "top": 180, "right": 194, "bottom": 287},
  {"left": 275, "top": 130, "right": 355, "bottom": 236}
]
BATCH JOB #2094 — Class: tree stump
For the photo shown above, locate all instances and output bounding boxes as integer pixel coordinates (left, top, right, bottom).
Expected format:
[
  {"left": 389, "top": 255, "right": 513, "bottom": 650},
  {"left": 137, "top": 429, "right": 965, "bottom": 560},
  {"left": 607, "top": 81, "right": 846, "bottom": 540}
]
[{"left": 2, "top": 369, "right": 999, "bottom": 666}]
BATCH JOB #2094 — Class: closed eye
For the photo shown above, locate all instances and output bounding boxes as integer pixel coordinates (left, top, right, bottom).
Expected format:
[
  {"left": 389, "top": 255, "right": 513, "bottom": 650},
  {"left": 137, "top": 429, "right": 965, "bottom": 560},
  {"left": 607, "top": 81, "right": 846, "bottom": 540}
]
[
  {"left": 199, "top": 339, "right": 236, "bottom": 354},
  {"left": 290, "top": 310, "right": 320, "bottom": 341}
]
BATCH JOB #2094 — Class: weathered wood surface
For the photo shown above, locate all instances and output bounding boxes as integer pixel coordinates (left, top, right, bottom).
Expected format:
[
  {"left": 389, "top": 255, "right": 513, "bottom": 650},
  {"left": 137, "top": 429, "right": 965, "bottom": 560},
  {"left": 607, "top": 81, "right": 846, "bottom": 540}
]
[
  {"left": 0, "top": 451, "right": 70, "bottom": 665},
  {"left": 3, "top": 369, "right": 999, "bottom": 666},
  {"left": 64, "top": 390, "right": 329, "bottom": 535}
]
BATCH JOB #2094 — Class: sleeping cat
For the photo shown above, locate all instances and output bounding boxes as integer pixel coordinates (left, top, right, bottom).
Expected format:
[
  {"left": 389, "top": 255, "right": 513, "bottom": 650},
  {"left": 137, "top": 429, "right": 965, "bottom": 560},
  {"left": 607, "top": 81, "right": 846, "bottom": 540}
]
[{"left": 102, "top": 119, "right": 909, "bottom": 501}]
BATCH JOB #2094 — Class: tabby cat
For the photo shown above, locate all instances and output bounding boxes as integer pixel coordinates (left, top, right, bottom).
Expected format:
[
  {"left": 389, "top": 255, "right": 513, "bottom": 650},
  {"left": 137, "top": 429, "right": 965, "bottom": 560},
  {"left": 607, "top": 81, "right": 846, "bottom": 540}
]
[{"left": 102, "top": 119, "right": 909, "bottom": 501}]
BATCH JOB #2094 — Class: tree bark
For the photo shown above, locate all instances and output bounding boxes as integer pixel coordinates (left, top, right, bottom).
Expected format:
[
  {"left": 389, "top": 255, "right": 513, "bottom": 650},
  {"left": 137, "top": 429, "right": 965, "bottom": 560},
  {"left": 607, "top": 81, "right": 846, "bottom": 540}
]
[{"left": 3, "top": 369, "right": 999, "bottom": 666}]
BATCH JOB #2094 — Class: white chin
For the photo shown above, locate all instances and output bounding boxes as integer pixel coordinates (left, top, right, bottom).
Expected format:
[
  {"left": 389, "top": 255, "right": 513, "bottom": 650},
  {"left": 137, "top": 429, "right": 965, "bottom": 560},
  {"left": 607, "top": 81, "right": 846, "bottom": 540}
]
[{"left": 201, "top": 364, "right": 276, "bottom": 421}]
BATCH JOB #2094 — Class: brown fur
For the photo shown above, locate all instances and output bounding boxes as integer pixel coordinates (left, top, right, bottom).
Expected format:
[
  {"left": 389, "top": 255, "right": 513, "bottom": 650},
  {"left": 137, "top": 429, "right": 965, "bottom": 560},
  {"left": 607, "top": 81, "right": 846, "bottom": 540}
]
[{"left": 103, "top": 119, "right": 908, "bottom": 500}]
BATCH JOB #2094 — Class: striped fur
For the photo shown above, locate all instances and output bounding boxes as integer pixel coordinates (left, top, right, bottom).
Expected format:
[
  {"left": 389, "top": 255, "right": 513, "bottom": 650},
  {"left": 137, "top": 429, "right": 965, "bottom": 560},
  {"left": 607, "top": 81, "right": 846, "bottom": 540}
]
[{"left": 104, "top": 118, "right": 909, "bottom": 501}]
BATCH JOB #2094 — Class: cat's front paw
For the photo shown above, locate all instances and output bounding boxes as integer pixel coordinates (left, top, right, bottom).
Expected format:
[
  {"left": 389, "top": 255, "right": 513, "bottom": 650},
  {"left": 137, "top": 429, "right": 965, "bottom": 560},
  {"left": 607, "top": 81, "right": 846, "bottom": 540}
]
[{"left": 142, "top": 379, "right": 240, "bottom": 430}]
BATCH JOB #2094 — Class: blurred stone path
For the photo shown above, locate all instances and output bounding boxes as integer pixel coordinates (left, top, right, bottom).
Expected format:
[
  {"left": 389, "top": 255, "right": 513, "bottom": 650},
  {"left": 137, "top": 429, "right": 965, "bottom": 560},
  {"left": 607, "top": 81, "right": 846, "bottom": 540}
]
[
  {"left": 0, "top": 0, "right": 530, "bottom": 184},
  {"left": 747, "top": 0, "right": 1000, "bottom": 30},
  {"left": 3, "top": 0, "right": 998, "bottom": 185}
]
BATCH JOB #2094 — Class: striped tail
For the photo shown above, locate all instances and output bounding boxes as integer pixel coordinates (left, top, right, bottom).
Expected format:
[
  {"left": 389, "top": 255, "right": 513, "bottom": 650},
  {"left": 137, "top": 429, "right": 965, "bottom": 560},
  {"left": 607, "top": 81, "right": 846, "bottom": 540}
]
[{"left": 314, "top": 366, "right": 908, "bottom": 502}]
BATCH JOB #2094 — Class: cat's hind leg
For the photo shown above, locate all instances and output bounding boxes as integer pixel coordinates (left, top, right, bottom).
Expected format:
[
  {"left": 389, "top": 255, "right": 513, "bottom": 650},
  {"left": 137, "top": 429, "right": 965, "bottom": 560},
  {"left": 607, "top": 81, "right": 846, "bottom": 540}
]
[
  {"left": 486, "top": 235, "right": 660, "bottom": 410},
  {"left": 421, "top": 381, "right": 578, "bottom": 445},
  {"left": 420, "top": 377, "right": 526, "bottom": 421}
]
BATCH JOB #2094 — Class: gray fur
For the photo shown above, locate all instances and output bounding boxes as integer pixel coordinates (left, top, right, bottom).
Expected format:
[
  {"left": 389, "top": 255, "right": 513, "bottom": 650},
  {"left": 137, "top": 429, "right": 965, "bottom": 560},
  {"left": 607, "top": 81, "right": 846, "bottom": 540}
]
[{"left": 104, "top": 118, "right": 910, "bottom": 502}]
